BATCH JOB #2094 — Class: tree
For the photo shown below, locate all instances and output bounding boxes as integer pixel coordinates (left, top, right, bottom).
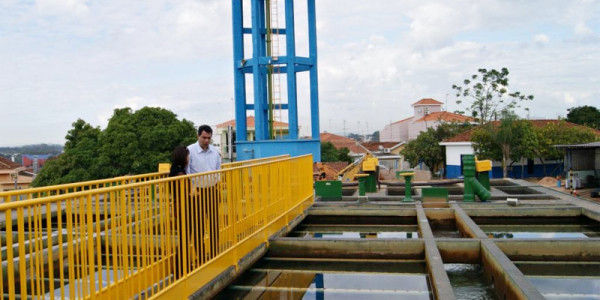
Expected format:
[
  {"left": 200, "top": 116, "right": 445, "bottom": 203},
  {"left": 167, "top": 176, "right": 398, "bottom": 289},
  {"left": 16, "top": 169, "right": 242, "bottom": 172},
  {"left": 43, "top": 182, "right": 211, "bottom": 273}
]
[
  {"left": 33, "top": 107, "right": 197, "bottom": 187},
  {"left": 33, "top": 119, "right": 102, "bottom": 186},
  {"left": 370, "top": 131, "right": 380, "bottom": 142},
  {"left": 347, "top": 133, "right": 363, "bottom": 142},
  {"left": 470, "top": 111, "right": 536, "bottom": 178},
  {"left": 532, "top": 121, "right": 598, "bottom": 175},
  {"left": 320, "top": 142, "right": 352, "bottom": 163},
  {"left": 566, "top": 105, "right": 600, "bottom": 129},
  {"left": 452, "top": 68, "right": 534, "bottom": 125},
  {"left": 401, "top": 122, "right": 472, "bottom": 172}
]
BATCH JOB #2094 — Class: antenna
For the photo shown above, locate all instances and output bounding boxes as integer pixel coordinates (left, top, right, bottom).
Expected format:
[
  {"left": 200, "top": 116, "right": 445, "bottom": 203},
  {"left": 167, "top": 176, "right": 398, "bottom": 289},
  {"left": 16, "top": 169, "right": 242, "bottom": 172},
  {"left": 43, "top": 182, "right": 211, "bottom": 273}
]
[{"left": 445, "top": 93, "right": 448, "bottom": 111}]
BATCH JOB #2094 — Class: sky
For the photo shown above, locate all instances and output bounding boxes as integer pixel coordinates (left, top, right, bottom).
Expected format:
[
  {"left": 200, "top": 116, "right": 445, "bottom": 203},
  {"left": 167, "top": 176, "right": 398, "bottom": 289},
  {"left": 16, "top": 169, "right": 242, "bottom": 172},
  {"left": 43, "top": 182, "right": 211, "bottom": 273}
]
[{"left": 1, "top": 0, "right": 599, "bottom": 146}]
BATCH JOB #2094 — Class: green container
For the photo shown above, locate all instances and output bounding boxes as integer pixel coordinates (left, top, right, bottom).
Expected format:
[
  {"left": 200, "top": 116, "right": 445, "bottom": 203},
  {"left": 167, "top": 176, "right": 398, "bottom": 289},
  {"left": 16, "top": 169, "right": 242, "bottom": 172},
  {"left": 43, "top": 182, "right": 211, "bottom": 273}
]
[
  {"left": 315, "top": 180, "right": 342, "bottom": 200},
  {"left": 422, "top": 187, "right": 449, "bottom": 202},
  {"left": 366, "top": 172, "right": 377, "bottom": 193},
  {"left": 477, "top": 171, "right": 491, "bottom": 191},
  {"left": 357, "top": 177, "right": 366, "bottom": 196}
]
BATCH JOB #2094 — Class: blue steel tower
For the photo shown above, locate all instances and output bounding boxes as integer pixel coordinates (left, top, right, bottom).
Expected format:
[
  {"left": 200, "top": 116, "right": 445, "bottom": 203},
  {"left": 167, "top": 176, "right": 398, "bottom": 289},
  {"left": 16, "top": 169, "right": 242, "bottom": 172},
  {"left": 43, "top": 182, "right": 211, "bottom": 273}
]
[{"left": 232, "top": 0, "right": 321, "bottom": 162}]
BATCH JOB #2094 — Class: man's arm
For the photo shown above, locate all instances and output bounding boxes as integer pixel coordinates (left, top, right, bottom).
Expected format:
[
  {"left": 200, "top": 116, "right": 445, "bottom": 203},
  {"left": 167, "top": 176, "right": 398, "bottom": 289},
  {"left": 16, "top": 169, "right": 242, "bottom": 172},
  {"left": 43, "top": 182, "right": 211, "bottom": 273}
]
[{"left": 186, "top": 145, "right": 193, "bottom": 174}]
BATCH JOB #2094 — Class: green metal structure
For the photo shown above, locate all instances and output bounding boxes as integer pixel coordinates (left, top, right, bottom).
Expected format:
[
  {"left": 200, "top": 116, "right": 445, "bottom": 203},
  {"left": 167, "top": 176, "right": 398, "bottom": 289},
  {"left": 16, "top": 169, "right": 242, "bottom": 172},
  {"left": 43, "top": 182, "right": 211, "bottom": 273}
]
[{"left": 462, "top": 154, "right": 491, "bottom": 202}]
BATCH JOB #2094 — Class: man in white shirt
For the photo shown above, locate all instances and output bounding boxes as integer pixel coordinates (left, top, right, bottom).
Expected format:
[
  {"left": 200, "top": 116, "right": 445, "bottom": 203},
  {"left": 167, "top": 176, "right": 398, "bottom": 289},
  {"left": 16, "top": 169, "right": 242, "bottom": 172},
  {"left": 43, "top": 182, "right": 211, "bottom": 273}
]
[
  {"left": 186, "top": 124, "right": 222, "bottom": 260},
  {"left": 187, "top": 125, "right": 221, "bottom": 175}
]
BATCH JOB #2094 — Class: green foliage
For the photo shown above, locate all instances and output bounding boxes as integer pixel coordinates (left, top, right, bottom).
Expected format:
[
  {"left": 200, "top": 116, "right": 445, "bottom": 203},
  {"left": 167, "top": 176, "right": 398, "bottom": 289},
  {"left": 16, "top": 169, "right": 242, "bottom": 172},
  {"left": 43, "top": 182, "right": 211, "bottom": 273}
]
[
  {"left": 532, "top": 120, "right": 598, "bottom": 175},
  {"left": 452, "top": 68, "right": 534, "bottom": 125},
  {"left": 33, "top": 107, "right": 197, "bottom": 187},
  {"left": 320, "top": 142, "right": 352, "bottom": 163},
  {"left": 566, "top": 105, "right": 600, "bottom": 129},
  {"left": 401, "top": 122, "right": 472, "bottom": 171},
  {"left": 33, "top": 119, "right": 102, "bottom": 186},
  {"left": 370, "top": 131, "right": 380, "bottom": 142},
  {"left": 471, "top": 111, "right": 536, "bottom": 178},
  {"left": 471, "top": 117, "right": 599, "bottom": 177}
]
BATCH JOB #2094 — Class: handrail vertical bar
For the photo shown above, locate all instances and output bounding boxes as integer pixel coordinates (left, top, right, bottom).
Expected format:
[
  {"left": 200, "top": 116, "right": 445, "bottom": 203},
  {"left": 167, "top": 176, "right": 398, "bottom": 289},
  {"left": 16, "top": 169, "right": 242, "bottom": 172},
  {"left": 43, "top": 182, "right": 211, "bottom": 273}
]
[
  {"left": 17, "top": 207, "right": 27, "bottom": 300},
  {"left": 87, "top": 193, "right": 96, "bottom": 300},
  {"left": 6, "top": 209, "right": 15, "bottom": 300}
]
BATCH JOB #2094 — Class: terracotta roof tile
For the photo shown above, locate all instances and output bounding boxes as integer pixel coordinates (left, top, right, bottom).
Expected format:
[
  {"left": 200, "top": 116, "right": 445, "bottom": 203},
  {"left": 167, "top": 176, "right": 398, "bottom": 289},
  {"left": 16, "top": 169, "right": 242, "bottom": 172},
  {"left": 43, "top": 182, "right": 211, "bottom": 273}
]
[
  {"left": 0, "top": 157, "right": 22, "bottom": 170},
  {"left": 414, "top": 111, "right": 475, "bottom": 123},
  {"left": 391, "top": 116, "right": 414, "bottom": 125},
  {"left": 412, "top": 98, "right": 443, "bottom": 106},
  {"left": 443, "top": 130, "right": 473, "bottom": 143},
  {"left": 320, "top": 132, "right": 367, "bottom": 154},
  {"left": 360, "top": 142, "right": 403, "bottom": 151}
]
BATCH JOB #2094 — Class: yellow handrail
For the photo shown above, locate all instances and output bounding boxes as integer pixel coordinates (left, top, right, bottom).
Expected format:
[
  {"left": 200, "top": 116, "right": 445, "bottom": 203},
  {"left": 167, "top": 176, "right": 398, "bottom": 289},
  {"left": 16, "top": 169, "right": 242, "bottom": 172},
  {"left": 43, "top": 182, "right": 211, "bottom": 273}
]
[
  {"left": 221, "top": 154, "right": 290, "bottom": 169},
  {"left": 0, "top": 154, "right": 313, "bottom": 300},
  {"left": 0, "top": 155, "right": 290, "bottom": 203},
  {"left": 0, "top": 171, "right": 169, "bottom": 203}
]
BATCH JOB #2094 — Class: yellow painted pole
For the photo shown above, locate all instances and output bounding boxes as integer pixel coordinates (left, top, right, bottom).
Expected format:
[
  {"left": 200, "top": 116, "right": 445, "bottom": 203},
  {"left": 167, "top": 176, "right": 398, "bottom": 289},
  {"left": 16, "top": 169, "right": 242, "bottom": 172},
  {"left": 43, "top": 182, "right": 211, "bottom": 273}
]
[
  {"left": 17, "top": 207, "right": 27, "bottom": 300},
  {"left": 6, "top": 209, "right": 15, "bottom": 300}
]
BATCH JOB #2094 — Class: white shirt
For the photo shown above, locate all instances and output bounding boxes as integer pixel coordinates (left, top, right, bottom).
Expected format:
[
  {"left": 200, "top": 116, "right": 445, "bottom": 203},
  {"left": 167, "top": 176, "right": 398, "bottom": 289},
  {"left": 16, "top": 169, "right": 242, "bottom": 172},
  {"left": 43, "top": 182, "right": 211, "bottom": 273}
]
[{"left": 186, "top": 143, "right": 221, "bottom": 174}]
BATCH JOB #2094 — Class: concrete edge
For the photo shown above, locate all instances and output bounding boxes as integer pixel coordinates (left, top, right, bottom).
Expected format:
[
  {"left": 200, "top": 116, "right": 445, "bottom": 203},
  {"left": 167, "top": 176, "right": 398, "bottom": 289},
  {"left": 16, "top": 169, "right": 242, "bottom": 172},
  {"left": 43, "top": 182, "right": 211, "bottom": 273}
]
[
  {"left": 415, "top": 203, "right": 456, "bottom": 300},
  {"left": 481, "top": 240, "right": 545, "bottom": 300},
  {"left": 451, "top": 203, "right": 488, "bottom": 239}
]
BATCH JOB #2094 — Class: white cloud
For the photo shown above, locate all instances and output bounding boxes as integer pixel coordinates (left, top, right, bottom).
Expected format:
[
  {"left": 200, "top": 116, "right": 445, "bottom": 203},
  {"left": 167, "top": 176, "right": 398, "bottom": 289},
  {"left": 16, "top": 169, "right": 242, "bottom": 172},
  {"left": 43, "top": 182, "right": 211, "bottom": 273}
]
[
  {"left": 574, "top": 22, "right": 594, "bottom": 37},
  {"left": 35, "top": 0, "right": 89, "bottom": 17},
  {"left": 533, "top": 34, "right": 550, "bottom": 44},
  {"left": 1, "top": 0, "right": 600, "bottom": 145},
  {"left": 407, "top": 3, "right": 463, "bottom": 49},
  {"left": 564, "top": 93, "right": 577, "bottom": 105}
]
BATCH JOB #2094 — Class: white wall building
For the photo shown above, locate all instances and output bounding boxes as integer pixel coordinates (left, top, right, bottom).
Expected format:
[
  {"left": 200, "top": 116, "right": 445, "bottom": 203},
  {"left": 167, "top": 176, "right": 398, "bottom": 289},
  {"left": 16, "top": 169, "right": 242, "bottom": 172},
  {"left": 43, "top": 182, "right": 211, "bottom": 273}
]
[{"left": 381, "top": 98, "right": 474, "bottom": 142}]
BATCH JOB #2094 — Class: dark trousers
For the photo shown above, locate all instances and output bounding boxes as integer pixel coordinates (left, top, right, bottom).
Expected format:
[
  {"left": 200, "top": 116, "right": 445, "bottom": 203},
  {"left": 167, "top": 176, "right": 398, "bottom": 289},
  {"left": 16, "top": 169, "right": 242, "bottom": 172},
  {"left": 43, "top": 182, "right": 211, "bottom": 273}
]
[
  {"left": 199, "top": 185, "right": 221, "bottom": 260},
  {"left": 172, "top": 184, "right": 221, "bottom": 278}
]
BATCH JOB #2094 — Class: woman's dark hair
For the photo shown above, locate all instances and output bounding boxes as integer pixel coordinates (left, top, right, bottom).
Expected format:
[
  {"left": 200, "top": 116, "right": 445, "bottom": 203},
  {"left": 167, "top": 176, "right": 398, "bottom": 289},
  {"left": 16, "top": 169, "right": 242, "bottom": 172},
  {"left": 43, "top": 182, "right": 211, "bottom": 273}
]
[{"left": 171, "top": 146, "right": 189, "bottom": 167}]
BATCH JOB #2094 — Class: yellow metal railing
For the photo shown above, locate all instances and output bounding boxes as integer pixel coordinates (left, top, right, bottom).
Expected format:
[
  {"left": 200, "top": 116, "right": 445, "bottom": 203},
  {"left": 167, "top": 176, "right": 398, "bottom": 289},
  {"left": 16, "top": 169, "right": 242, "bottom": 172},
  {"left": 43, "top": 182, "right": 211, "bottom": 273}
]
[
  {"left": 0, "top": 154, "right": 313, "bottom": 300},
  {"left": 0, "top": 172, "right": 169, "bottom": 203},
  {"left": 0, "top": 155, "right": 291, "bottom": 203},
  {"left": 221, "top": 154, "right": 290, "bottom": 169}
]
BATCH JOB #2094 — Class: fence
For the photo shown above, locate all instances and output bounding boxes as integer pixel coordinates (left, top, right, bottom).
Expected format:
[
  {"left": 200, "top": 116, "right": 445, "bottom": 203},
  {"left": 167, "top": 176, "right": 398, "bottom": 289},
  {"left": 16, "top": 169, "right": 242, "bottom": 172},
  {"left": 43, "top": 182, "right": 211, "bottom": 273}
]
[
  {"left": 0, "top": 154, "right": 313, "bottom": 300},
  {"left": 0, "top": 172, "right": 169, "bottom": 204},
  {"left": 0, "top": 155, "right": 292, "bottom": 204}
]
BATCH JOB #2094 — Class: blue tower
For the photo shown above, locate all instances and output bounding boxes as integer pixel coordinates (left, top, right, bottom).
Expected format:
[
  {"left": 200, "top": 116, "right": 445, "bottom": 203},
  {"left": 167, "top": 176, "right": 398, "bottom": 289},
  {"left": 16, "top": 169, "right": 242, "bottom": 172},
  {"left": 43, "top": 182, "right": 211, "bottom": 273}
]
[{"left": 232, "top": 0, "right": 321, "bottom": 162}]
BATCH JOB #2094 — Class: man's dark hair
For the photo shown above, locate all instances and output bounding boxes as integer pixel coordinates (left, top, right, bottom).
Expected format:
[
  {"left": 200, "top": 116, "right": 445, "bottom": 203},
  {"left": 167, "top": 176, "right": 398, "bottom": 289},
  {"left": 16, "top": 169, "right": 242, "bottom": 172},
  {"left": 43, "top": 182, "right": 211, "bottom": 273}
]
[
  {"left": 171, "top": 146, "right": 189, "bottom": 167},
  {"left": 198, "top": 124, "right": 213, "bottom": 135}
]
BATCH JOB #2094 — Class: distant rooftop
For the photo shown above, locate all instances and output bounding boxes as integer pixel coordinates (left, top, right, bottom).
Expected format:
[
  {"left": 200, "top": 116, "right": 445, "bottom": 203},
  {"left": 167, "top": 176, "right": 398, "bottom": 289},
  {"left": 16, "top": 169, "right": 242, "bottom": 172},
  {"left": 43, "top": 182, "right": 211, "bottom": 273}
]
[
  {"left": 414, "top": 111, "right": 474, "bottom": 123},
  {"left": 0, "top": 157, "right": 21, "bottom": 170},
  {"left": 320, "top": 132, "right": 367, "bottom": 154},
  {"left": 412, "top": 98, "right": 443, "bottom": 106},
  {"left": 216, "top": 116, "right": 288, "bottom": 129}
]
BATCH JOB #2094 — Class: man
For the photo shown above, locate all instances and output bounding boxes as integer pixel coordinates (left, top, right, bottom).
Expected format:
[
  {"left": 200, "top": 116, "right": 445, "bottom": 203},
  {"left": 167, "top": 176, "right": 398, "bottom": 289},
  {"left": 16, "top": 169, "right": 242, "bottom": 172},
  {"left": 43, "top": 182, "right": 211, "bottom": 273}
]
[
  {"left": 187, "top": 124, "right": 221, "bottom": 174},
  {"left": 186, "top": 125, "right": 222, "bottom": 261}
]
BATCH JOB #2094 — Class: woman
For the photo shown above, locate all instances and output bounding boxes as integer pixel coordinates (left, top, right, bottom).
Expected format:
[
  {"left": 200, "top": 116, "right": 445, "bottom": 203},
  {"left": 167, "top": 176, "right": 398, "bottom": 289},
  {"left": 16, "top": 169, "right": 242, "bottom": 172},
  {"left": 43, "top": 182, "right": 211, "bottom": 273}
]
[
  {"left": 169, "top": 146, "right": 189, "bottom": 177},
  {"left": 169, "top": 146, "right": 190, "bottom": 278}
]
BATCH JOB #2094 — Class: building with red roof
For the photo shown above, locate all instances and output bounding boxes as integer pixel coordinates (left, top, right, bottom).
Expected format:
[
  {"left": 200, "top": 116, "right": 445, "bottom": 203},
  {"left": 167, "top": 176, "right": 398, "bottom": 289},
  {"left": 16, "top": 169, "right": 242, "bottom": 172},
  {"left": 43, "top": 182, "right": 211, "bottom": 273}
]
[
  {"left": 440, "top": 120, "right": 600, "bottom": 179},
  {"left": 320, "top": 132, "right": 368, "bottom": 157},
  {"left": 381, "top": 98, "right": 474, "bottom": 142},
  {"left": 0, "top": 157, "right": 34, "bottom": 191}
]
